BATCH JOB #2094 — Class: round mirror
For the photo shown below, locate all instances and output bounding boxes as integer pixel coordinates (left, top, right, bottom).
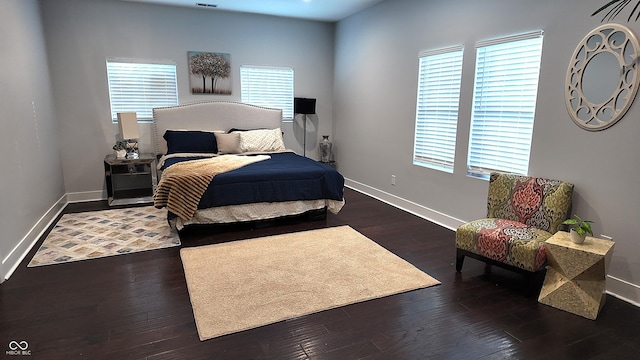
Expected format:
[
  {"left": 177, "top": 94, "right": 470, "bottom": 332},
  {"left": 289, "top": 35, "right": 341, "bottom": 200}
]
[
  {"left": 565, "top": 23, "right": 640, "bottom": 131},
  {"left": 582, "top": 52, "right": 619, "bottom": 105}
]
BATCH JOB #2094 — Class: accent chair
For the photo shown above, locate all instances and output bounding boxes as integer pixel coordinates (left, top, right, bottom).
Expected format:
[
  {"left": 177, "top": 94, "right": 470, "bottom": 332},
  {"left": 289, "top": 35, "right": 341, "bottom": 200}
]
[{"left": 455, "top": 172, "right": 574, "bottom": 289}]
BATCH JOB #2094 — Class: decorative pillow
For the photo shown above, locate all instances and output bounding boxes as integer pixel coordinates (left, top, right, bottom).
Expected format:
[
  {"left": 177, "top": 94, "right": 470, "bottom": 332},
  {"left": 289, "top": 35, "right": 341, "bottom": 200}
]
[
  {"left": 214, "top": 133, "right": 242, "bottom": 154},
  {"left": 163, "top": 130, "right": 218, "bottom": 154},
  {"left": 234, "top": 128, "right": 286, "bottom": 152}
]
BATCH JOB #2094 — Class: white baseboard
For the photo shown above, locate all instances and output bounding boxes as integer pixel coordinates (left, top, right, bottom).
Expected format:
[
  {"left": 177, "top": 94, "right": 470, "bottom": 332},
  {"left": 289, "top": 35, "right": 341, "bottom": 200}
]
[
  {"left": 2, "top": 191, "right": 104, "bottom": 281},
  {"left": 607, "top": 276, "right": 640, "bottom": 307},
  {"left": 344, "top": 177, "right": 640, "bottom": 308},
  {"left": 2, "top": 194, "right": 67, "bottom": 281},
  {"left": 344, "top": 178, "right": 466, "bottom": 231},
  {"left": 66, "top": 190, "right": 105, "bottom": 203}
]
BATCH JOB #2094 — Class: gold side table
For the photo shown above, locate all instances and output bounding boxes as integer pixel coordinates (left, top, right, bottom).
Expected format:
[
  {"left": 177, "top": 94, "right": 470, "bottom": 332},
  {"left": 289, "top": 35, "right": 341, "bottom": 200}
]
[{"left": 538, "top": 231, "right": 614, "bottom": 320}]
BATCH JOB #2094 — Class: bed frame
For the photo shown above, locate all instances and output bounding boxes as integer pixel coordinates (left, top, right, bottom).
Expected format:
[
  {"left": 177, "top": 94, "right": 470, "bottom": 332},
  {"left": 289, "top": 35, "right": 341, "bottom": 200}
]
[
  {"left": 152, "top": 101, "right": 282, "bottom": 156},
  {"left": 151, "top": 101, "right": 340, "bottom": 229}
]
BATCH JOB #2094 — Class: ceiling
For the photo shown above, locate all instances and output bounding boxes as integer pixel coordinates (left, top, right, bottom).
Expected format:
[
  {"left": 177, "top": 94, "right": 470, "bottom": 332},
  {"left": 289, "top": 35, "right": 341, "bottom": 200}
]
[{"left": 121, "top": 0, "right": 385, "bottom": 22}]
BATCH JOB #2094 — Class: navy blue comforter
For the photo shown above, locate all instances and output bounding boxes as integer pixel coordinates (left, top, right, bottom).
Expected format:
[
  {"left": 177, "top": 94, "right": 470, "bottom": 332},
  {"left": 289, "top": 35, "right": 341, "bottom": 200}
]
[{"left": 163, "top": 152, "right": 344, "bottom": 210}]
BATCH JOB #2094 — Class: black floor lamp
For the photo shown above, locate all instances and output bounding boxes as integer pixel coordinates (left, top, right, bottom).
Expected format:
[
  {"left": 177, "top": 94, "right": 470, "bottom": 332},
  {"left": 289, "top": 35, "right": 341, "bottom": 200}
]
[{"left": 294, "top": 97, "right": 316, "bottom": 157}]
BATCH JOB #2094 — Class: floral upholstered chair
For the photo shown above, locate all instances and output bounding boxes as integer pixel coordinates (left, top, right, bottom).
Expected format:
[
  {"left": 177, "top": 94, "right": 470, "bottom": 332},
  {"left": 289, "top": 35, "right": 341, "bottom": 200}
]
[{"left": 456, "top": 172, "right": 574, "bottom": 278}]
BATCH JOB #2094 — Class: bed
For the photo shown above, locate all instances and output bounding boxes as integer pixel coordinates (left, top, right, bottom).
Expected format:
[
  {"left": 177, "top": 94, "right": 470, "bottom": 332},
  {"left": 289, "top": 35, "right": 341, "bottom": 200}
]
[{"left": 152, "top": 101, "right": 345, "bottom": 230}]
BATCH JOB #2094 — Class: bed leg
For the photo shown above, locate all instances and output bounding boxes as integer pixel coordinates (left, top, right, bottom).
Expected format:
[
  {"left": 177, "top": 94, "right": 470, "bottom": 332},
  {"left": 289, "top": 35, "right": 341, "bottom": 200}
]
[{"left": 307, "top": 208, "right": 327, "bottom": 221}]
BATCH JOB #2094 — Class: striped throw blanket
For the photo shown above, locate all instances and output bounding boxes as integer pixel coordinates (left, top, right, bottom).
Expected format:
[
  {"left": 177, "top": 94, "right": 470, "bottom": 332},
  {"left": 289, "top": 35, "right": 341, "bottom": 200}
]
[{"left": 154, "top": 155, "right": 270, "bottom": 221}]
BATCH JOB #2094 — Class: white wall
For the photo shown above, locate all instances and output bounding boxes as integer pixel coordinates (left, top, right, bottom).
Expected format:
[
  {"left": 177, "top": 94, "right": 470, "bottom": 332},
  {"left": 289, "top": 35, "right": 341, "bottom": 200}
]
[
  {"left": 334, "top": 0, "right": 640, "bottom": 304},
  {"left": 39, "top": 0, "right": 336, "bottom": 200},
  {"left": 0, "top": 0, "right": 66, "bottom": 280}
]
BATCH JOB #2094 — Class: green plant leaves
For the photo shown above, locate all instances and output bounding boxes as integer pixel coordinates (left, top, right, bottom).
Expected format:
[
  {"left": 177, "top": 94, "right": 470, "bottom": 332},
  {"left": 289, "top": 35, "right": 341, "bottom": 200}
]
[{"left": 563, "top": 214, "right": 594, "bottom": 236}]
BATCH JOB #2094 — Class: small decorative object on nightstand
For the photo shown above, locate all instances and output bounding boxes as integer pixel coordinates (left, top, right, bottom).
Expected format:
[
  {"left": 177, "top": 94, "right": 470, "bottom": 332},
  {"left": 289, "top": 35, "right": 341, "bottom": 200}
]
[
  {"left": 113, "top": 140, "right": 127, "bottom": 159},
  {"left": 318, "top": 135, "right": 336, "bottom": 169},
  {"left": 319, "top": 135, "right": 333, "bottom": 162},
  {"left": 104, "top": 153, "right": 157, "bottom": 206},
  {"left": 538, "top": 231, "right": 615, "bottom": 320}
]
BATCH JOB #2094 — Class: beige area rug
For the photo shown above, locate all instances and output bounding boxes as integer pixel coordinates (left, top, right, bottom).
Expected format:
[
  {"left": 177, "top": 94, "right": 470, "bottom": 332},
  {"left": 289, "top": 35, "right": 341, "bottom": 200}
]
[
  {"left": 28, "top": 206, "right": 180, "bottom": 267},
  {"left": 180, "top": 225, "right": 440, "bottom": 341}
]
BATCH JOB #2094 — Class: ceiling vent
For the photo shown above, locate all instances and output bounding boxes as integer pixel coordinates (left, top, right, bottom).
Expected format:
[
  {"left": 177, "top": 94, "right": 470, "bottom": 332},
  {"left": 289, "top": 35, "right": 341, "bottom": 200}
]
[{"left": 196, "top": 3, "right": 218, "bottom": 8}]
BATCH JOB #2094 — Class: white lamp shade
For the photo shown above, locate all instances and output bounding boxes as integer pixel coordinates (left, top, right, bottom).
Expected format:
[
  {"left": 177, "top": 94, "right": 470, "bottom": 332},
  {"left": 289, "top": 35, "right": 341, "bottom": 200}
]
[{"left": 117, "top": 112, "right": 139, "bottom": 139}]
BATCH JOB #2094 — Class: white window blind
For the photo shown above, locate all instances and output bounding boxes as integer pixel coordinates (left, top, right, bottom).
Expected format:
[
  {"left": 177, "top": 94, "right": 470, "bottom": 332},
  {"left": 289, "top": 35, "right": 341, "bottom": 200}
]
[
  {"left": 106, "top": 58, "right": 178, "bottom": 123},
  {"left": 467, "top": 31, "right": 544, "bottom": 179},
  {"left": 240, "top": 65, "right": 294, "bottom": 120},
  {"left": 413, "top": 45, "right": 464, "bottom": 173}
]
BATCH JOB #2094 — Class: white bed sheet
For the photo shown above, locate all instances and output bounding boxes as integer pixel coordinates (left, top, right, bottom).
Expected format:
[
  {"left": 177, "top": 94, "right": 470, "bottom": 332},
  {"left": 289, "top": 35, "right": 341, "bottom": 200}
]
[{"left": 171, "top": 199, "right": 345, "bottom": 230}]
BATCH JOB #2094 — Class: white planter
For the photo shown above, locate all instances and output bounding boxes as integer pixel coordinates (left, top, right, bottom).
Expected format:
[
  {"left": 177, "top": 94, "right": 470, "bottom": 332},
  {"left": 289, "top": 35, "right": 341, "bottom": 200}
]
[
  {"left": 570, "top": 229, "right": 586, "bottom": 244},
  {"left": 115, "top": 149, "right": 127, "bottom": 159}
]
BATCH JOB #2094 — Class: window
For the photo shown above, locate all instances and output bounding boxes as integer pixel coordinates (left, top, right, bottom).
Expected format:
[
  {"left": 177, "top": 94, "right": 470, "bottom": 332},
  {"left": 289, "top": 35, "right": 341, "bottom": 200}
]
[
  {"left": 467, "top": 31, "right": 544, "bottom": 179},
  {"left": 413, "top": 46, "right": 464, "bottom": 173},
  {"left": 106, "top": 58, "right": 178, "bottom": 123},
  {"left": 240, "top": 65, "right": 294, "bottom": 120}
]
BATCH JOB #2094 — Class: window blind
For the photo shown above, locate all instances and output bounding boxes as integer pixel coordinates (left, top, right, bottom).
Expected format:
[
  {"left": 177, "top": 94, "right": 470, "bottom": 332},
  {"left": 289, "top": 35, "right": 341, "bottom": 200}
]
[
  {"left": 240, "top": 65, "right": 294, "bottom": 120},
  {"left": 413, "top": 46, "right": 464, "bottom": 172},
  {"left": 467, "top": 31, "right": 544, "bottom": 178},
  {"left": 106, "top": 59, "right": 178, "bottom": 123}
]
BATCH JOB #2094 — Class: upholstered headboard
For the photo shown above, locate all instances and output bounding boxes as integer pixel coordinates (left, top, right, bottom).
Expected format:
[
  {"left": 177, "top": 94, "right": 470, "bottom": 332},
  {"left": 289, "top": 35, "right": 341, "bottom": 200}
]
[{"left": 152, "top": 101, "right": 283, "bottom": 155}]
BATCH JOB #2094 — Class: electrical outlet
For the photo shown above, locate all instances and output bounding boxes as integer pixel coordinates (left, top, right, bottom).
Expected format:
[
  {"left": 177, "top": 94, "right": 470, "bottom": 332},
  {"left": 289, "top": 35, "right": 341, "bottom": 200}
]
[{"left": 391, "top": 175, "right": 396, "bottom": 186}]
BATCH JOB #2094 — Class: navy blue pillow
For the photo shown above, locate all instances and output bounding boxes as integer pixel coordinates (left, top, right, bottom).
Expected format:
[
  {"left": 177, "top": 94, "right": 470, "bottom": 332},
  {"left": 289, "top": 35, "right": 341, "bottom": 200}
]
[{"left": 163, "top": 130, "right": 218, "bottom": 154}]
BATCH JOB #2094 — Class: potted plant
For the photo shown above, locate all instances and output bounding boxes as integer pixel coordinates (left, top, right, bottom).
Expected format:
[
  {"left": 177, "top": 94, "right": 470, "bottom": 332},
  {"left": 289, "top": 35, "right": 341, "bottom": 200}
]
[
  {"left": 113, "top": 140, "right": 127, "bottom": 159},
  {"left": 562, "top": 214, "right": 594, "bottom": 244}
]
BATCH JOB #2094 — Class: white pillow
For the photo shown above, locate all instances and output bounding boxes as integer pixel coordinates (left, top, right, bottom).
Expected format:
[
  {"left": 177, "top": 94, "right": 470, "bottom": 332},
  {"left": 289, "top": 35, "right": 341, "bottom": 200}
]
[
  {"left": 236, "top": 128, "right": 286, "bottom": 152},
  {"left": 214, "top": 133, "right": 242, "bottom": 154}
]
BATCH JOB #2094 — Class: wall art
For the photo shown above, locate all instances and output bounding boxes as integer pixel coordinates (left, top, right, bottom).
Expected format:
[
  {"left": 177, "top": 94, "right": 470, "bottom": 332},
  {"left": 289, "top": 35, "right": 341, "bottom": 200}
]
[{"left": 188, "top": 51, "right": 231, "bottom": 95}]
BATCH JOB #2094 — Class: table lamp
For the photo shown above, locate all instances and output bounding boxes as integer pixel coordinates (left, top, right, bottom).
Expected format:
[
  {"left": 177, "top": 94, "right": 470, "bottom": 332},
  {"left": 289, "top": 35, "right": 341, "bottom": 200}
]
[{"left": 117, "top": 112, "right": 140, "bottom": 159}]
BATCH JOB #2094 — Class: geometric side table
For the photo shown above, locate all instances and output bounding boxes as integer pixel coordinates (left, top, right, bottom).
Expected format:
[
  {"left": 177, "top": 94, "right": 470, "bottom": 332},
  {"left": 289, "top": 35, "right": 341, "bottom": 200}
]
[{"left": 538, "top": 231, "right": 615, "bottom": 320}]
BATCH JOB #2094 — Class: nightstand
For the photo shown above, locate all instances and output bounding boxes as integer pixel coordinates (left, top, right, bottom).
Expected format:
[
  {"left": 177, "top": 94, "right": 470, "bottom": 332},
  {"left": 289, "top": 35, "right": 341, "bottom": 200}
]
[{"left": 104, "top": 153, "right": 157, "bottom": 206}]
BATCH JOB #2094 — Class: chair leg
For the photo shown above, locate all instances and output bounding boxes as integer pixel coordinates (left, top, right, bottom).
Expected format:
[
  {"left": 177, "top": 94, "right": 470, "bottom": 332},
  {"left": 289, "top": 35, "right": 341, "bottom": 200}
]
[
  {"left": 524, "top": 270, "right": 546, "bottom": 297},
  {"left": 455, "top": 250, "right": 465, "bottom": 272},
  {"left": 484, "top": 263, "right": 492, "bottom": 275}
]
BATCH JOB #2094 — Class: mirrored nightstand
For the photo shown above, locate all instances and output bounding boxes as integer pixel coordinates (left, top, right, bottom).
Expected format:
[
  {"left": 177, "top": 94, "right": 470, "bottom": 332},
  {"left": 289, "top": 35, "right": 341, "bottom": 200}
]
[{"left": 104, "top": 153, "right": 157, "bottom": 206}]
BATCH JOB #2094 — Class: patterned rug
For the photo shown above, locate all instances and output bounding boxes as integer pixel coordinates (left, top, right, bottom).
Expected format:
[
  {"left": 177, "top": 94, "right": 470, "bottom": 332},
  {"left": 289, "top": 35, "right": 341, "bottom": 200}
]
[{"left": 28, "top": 206, "right": 180, "bottom": 267}]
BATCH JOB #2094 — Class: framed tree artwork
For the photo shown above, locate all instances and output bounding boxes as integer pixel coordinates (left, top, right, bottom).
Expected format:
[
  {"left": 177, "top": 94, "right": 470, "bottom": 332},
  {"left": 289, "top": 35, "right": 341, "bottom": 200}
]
[{"left": 188, "top": 51, "right": 232, "bottom": 95}]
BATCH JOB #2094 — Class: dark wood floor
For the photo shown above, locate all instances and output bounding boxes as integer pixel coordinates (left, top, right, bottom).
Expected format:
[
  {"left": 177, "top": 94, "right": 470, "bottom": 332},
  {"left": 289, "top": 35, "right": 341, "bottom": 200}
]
[{"left": 2, "top": 188, "right": 639, "bottom": 359}]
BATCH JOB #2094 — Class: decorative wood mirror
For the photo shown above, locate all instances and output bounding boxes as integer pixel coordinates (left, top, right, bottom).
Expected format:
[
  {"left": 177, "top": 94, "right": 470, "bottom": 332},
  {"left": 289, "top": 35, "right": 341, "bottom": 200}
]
[{"left": 565, "top": 23, "right": 640, "bottom": 131}]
